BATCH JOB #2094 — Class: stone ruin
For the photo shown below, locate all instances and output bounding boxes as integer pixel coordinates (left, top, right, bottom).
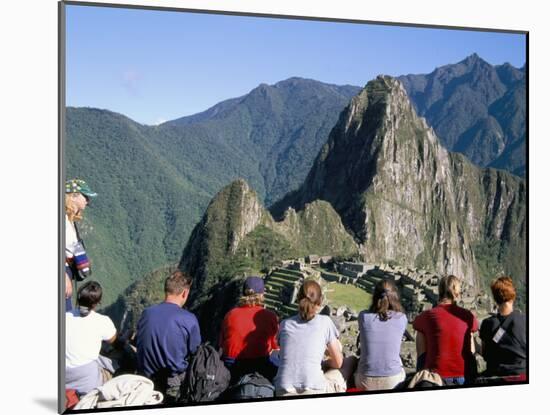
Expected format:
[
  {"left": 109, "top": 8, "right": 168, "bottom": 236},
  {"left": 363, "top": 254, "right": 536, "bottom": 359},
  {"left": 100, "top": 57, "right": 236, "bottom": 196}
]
[{"left": 262, "top": 257, "right": 493, "bottom": 374}]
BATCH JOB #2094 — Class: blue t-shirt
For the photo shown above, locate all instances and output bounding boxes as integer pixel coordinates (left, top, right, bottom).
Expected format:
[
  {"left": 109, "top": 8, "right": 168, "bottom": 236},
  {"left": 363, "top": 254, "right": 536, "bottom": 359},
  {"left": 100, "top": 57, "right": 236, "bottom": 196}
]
[
  {"left": 357, "top": 311, "right": 407, "bottom": 377},
  {"left": 136, "top": 302, "right": 201, "bottom": 377}
]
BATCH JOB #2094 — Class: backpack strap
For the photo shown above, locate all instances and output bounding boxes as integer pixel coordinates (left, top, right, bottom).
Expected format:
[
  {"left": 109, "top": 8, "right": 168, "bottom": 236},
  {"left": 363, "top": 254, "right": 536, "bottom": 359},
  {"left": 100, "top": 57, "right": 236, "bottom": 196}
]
[
  {"left": 492, "top": 312, "right": 526, "bottom": 359},
  {"left": 73, "top": 222, "right": 86, "bottom": 249}
]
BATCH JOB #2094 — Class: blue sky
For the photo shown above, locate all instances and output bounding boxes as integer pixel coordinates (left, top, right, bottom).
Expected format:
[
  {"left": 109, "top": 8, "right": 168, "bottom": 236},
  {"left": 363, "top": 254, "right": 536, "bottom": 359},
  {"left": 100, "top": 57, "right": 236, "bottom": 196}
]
[{"left": 66, "top": 4, "right": 526, "bottom": 125}]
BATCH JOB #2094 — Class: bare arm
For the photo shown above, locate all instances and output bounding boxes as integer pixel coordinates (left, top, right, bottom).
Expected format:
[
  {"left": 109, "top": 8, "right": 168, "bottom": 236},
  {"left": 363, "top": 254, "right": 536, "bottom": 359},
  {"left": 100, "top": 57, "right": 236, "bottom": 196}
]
[
  {"left": 65, "top": 273, "right": 73, "bottom": 298},
  {"left": 325, "top": 339, "right": 344, "bottom": 369}
]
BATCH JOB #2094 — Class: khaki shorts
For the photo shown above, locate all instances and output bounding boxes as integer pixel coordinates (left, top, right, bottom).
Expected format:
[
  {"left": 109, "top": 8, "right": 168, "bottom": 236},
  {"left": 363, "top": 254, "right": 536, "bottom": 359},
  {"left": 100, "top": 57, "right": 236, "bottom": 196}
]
[
  {"left": 354, "top": 368, "right": 406, "bottom": 391},
  {"left": 276, "top": 370, "right": 347, "bottom": 396}
]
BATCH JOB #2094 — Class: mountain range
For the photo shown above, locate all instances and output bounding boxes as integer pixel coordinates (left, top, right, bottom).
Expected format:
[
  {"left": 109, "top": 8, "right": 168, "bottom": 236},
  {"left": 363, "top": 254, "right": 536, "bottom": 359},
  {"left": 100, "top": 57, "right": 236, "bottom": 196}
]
[
  {"left": 106, "top": 76, "right": 526, "bottom": 342},
  {"left": 399, "top": 53, "right": 526, "bottom": 175},
  {"left": 66, "top": 54, "right": 526, "bottom": 306}
]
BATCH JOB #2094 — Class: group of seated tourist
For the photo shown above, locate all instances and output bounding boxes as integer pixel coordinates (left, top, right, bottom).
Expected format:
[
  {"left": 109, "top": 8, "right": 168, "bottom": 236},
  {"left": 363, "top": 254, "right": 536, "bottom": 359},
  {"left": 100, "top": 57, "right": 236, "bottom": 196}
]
[{"left": 65, "top": 269, "right": 526, "bottom": 403}]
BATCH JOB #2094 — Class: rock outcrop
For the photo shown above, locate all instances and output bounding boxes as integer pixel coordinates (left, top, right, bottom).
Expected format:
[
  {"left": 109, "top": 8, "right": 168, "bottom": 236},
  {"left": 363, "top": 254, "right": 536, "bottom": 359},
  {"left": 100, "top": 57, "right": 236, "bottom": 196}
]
[
  {"left": 179, "top": 179, "right": 358, "bottom": 314},
  {"left": 272, "top": 76, "right": 526, "bottom": 288}
]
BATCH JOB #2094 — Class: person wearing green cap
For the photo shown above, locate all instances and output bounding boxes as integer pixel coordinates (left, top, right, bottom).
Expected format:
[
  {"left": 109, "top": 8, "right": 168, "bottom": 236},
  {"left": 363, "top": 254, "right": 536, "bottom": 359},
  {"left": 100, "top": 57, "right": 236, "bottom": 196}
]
[{"left": 65, "top": 179, "right": 97, "bottom": 311}]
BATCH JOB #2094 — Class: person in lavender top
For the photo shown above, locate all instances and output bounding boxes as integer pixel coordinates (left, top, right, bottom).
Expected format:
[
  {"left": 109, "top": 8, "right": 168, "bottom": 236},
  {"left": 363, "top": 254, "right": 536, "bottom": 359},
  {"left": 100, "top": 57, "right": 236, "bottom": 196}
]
[{"left": 354, "top": 279, "right": 407, "bottom": 391}]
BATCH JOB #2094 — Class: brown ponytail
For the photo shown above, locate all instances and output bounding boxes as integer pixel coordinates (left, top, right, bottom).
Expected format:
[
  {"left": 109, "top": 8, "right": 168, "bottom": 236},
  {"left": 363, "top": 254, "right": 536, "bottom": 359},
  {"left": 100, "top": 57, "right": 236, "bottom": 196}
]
[
  {"left": 369, "top": 279, "right": 403, "bottom": 321},
  {"left": 297, "top": 279, "right": 323, "bottom": 321}
]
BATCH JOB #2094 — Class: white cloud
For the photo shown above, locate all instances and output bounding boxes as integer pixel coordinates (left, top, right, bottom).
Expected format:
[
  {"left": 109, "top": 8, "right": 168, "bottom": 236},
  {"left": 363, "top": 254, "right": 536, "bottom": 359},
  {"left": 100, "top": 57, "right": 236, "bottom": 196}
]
[{"left": 121, "top": 69, "right": 141, "bottom": 96}]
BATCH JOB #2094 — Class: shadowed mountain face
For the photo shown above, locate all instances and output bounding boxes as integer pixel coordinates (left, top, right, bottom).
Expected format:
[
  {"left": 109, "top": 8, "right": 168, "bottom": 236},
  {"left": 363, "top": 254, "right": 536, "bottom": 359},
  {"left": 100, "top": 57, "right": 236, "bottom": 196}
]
[
  {"left": 398, "top": 54, "right": 526, "bottom": 175},
  {"left": 272, "top": 76, "right": 526, "bottom": 292}
]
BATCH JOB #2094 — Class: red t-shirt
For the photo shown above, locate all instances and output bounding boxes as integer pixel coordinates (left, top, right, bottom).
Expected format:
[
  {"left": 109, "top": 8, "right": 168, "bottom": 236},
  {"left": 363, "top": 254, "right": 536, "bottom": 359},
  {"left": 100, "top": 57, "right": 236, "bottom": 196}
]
[
  {"left": 413, "top": 303, "right": 479, "bottom": 378},
  {"left": 220, "top": 305, "right": 279, "bottom": 360}
]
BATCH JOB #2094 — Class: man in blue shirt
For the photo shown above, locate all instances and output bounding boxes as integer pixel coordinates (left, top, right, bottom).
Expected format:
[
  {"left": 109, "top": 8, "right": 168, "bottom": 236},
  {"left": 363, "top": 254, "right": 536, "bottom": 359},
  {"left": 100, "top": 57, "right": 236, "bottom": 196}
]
[{"left": 136, "top": 270, "right": 201, "bottom": 402}]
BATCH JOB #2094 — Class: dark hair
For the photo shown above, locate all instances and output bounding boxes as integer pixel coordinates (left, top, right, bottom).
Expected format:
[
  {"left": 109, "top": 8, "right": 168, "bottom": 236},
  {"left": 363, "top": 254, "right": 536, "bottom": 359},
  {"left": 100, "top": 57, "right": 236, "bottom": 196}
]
[
  {"left": 165, "top": 270, "right": 192, "bottom": 295},
  {"left": 490, "top": 276, "right": 516, "bottom": 305},
  {"left": 77, "top": 280, "right": 103, "bottom": 315},
  {"left": 369, "top": 279, "right": 403, "bottom": 321},
  {"left": 438, "top": 275, "right": 461, "bottom": 303},
  {"left": 297, "top": 279, "right": 323, "bottom": 322}
]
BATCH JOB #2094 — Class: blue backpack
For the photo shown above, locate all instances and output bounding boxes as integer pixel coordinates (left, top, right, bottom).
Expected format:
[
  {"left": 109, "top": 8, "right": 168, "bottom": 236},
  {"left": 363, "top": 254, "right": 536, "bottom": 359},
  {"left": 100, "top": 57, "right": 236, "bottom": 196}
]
[{"left": 230, "top": 372, "right": 275, "bottom": 400}]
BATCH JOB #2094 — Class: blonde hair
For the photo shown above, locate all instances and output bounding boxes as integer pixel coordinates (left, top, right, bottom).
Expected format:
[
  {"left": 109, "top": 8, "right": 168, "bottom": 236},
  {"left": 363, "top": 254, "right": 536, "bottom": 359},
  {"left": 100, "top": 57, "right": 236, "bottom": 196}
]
[
  {"left": 238, "top": 292, "right": 264, "bottom": 307},
  {"left": 65, "top": 193, "right": 83, "bottom": 222},
  {"left": 438, "top": 275, "right": 461, "bottom": 303}
]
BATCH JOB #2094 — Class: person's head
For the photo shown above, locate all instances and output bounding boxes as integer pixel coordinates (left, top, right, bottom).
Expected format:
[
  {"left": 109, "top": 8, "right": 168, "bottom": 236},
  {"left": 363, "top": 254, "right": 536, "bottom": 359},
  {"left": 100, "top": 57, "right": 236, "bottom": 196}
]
[
  {"left": 164, "top": 270, "right": 193, "bottom": 307},
  {"left": 438, "top": 275, "right": 462, "bottom": 304},
  {"left": 65, "top": 179, "right": 97, "bottom": 221},
  {"left": 490, "top": 276, "right": 516, "bottom": 306},
  {"left": 297, "top": 279, "right": 323, "bottom": 322},
  {"left": 76, "top": 280, "right": 103, "bottom": 316},
  {"left": 369, "top": 279, "right": 403, "bottom": 321},
  {"left": 238, "top": 276, "right": 265, "bottom": 307}
]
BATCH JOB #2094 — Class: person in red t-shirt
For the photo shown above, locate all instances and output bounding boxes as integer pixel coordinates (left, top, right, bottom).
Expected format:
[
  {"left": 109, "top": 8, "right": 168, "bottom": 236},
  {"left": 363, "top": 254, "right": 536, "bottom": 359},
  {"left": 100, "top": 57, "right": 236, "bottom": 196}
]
[
  {"left": 220, "top": 276, "right": 279, "bottom": 383},
  {"left": 413, "top": 275, "right": 479, "bottom": 385}
]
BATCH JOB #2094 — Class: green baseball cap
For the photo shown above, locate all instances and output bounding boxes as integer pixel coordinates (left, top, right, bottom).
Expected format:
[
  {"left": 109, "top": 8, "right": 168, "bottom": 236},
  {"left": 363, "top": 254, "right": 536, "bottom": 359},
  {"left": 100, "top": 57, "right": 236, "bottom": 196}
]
[{"left": 65, "top": 178, "right": 97, "bottom": 197}]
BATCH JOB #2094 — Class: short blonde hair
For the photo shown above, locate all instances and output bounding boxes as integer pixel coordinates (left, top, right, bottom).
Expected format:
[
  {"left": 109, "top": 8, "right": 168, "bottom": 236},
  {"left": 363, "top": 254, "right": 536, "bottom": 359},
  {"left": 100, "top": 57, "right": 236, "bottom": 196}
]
[
  {"left": 65, "top": 193, "right": 83, "bottom": 222},
  {"left": 238, "top": 293, "right": 264, "bottom": 307},
  {"left": 438, "top": 275, "right": 461, "bottom": 303}
]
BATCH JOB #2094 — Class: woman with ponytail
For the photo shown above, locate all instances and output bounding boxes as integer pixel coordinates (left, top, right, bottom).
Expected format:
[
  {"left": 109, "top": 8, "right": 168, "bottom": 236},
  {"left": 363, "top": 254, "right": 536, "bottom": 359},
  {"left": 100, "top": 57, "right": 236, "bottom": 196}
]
[
  {"left": 274, "top": 279, "right": 347, "bottom": 396},
  {"left": 65, "top": 281, "right": 118, "bottom": 395},
  {"left": 354, "top": 279, "right": 407, "bottom": 391}
]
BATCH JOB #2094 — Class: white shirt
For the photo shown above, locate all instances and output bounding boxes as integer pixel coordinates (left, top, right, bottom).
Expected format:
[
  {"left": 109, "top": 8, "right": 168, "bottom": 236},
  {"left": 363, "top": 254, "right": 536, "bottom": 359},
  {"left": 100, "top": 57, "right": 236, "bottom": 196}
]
[
  {"left": 66, "top": 310, "right": 116, "bottom": 368},
  {"left": 65, "top": 215, "right": 79, "bottom": 259}
]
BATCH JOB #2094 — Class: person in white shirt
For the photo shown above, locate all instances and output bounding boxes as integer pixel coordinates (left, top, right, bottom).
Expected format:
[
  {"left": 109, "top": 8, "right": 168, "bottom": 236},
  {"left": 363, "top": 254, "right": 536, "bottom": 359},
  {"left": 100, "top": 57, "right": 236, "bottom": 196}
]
[
  {"left": 66, "top": 281, "right": 117, "bottom": 395},
  {"left": 65, "top": 178, "right": 97, "bottom": 311}
]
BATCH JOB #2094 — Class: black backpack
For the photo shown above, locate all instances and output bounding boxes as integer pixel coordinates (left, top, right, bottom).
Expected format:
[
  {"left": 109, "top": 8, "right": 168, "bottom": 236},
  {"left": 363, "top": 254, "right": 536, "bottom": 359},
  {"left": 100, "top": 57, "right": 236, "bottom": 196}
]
[
  {"left": 229, "top": 372, "right": 275, "bottom": 400},
  {"left": 181, "top": 343, "right": 231, "bottom": 403}
]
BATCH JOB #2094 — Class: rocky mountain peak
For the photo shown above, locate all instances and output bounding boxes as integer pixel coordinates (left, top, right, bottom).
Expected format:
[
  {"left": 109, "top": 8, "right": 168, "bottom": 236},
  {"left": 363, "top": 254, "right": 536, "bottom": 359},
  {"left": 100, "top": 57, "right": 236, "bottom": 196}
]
[{"left": 272, "top": 76, "right": 525, "bottom": 287}]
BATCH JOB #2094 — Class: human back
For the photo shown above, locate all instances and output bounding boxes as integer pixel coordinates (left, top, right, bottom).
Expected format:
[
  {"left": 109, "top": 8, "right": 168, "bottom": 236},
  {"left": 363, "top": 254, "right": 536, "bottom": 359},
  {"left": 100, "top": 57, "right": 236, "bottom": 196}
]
[
  {"left": 135, "top": 270, "right": 201, "bottom": 401},
  {"left": 136, "top": 302, "right": 200, "bottom": 377},
  {"left": 65, "top": 281, "right": 117, "bottom": 394},
  {"left": 275, "top": 313, "right": 339, "bottom": 391},
  {"left": 220, "top": 277, "right": 278, "bottom": 363},
  {"left": 274, "top": 279, "right": 343, "bottom": 395},
  {"left": 355, "top": 279, "right": 407, "bottom": 390},
  {"left": 413, "top": 275, "right": 478, "bottom": 382},
  {"left": 480, "top": 276, "right": 526, "bottom": 376}
]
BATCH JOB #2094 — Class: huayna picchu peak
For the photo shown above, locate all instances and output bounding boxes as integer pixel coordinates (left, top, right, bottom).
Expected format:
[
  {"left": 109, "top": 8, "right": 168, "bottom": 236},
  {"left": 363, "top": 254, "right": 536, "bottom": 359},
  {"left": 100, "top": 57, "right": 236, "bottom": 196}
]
[{"left": 271, "top": 76, "right": 525, "bottom": 292}]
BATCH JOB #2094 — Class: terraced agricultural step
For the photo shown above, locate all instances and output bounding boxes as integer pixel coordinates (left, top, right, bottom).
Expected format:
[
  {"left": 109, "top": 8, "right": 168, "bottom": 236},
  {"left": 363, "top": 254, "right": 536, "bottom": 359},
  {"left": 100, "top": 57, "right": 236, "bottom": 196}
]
[
  {"left": 267, "top": 276, "right": 299, "bottom": 287},
  {"left": 264, "top": 298, "right": 282, "bottom": 309},
  {"left": 274, "top": 268, "right": 304, "bottom": 277},
  {"left": 270, "top": 272, "right": 303, "bottom": 283},
  {"left": 265, "top": 280, "right": 287, "bottom": 289},
  {"left": 280, "top": 304, "right": 299, "bottom": 317},
  {"left": 265, "top": 283, "right": 284, "bottom": 292},
  {"left": 270, "top": 273, "right": 303, "bottom": 283},
  {"left": 264, "top": 292, "right": 283, "bottom": 301},
  {"left": 273, "top": 269, "right": 304, "bottom": 278}
]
